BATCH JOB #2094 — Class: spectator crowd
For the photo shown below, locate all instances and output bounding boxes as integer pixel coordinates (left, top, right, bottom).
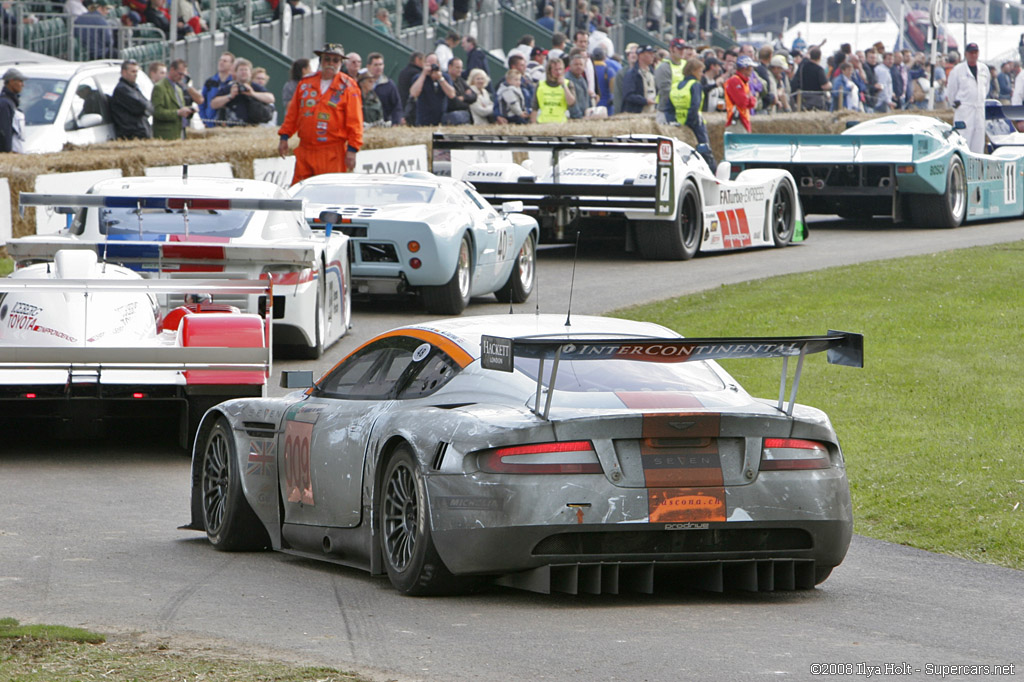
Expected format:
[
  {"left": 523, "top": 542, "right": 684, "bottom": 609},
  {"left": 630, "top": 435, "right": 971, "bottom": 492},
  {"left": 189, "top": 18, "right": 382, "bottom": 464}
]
[{"left": 3, "top": 0, "right": 1017, "bottom": 157}]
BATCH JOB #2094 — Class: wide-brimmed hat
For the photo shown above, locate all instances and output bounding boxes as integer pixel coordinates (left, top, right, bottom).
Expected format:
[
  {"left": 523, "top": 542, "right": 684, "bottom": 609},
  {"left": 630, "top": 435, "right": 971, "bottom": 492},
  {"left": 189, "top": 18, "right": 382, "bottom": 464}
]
[
  {"left": 314, "top": 43, "right": 345, "bottom": 58},
  {"left": 3, "top": 67, "right": 25, "bottom": 82}
]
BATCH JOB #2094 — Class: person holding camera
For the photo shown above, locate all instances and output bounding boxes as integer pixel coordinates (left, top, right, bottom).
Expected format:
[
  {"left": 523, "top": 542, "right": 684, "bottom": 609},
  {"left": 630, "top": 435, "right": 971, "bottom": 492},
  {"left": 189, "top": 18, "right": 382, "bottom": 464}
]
[
  {"left": 409, "top": 53, "right": 456, "bottom": 126},
  {"left": 210, "top": 58, "right": 275, "bottom": 126},
  {"left": 152, "top": 59, "right": 203, "bottom": 140}
]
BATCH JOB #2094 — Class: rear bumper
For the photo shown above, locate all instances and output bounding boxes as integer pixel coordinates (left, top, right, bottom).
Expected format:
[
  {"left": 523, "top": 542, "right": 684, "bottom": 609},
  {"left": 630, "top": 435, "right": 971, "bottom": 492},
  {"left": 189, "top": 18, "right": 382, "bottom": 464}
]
[{"left": 424, "top": 469, "right": 852, "bottom": 580}]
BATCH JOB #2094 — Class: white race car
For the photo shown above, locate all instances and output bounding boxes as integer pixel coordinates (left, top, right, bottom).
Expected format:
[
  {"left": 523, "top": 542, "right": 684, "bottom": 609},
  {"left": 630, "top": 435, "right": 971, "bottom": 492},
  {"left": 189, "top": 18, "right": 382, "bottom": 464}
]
[
  {"left": 0, "top": 249, "right": 271, "bottom": 446},
  {"left": 9, "top": 175, "right": 350, "bottom": 359},
  {"left": 432, "top": 133, "right": 805, "bottom": 261},
  {"left": 289, "top": 172, "right": 539, "bottom": 315}
]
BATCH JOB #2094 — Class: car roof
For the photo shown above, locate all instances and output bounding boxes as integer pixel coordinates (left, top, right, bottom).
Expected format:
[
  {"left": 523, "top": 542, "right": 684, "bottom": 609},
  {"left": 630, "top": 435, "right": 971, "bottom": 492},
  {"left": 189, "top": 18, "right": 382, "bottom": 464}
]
[
  {"left": 10, "top": 59, "right": 126, "bottom": 79},
  {"left": 402, "top": 314, "right": 679, "bottom": 361},
  {"left": 88, "top": 175, "right": 291, "bottom": 199},
  {"left": 842, "top": 115, "right": 951, "bottom": 136},
  {"left": 293, "top": 171, "right": 456, "bottom": 189}
]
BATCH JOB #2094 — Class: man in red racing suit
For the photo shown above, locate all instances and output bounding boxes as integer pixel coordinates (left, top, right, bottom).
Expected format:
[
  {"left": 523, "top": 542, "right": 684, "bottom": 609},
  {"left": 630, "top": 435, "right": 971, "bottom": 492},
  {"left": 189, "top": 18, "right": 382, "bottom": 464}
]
[{"left": 278, "top": 43, "right": 363, "bottom": 185}]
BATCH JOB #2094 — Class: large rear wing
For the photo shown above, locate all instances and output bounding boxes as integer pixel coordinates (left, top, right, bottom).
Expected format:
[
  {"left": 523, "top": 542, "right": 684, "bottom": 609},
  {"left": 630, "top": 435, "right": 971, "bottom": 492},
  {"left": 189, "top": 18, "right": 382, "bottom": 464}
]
[
  {"left": 431, "top": 133, "right": 677, "bottom": 215},
  {"left": 480, "top": 331, "right": 863, "bottom": 420},
  {"left": 0, "top": 278, "right": 273, "bottom": 381},
  {"left": 11, "top": 193, "right": 315, "bottom": 268},
  {"left": 724, "top": 132, "right": 918, "bottom": 164}
]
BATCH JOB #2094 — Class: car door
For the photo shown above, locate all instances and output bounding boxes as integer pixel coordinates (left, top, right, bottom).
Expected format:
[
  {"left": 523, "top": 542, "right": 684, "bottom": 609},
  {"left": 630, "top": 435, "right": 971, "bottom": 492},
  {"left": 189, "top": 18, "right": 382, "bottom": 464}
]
[
  {"left": 455, "top": 185, "right": 511, "bottom": 290},
  {"left": 65, "top": 74, "right": 115, "bottom": 147},
  {"left": 278, "top": 335, "right": 426, "bottom": 528}
]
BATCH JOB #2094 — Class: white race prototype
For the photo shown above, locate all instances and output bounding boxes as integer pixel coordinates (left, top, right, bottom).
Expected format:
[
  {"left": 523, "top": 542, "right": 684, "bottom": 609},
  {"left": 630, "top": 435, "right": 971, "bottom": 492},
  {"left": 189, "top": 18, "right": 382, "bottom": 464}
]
[
  {"left": 432, "top": 133, "right": 805, "bottom": 260},
  {"left": 9, "top": 175, "right": 350, "bottom": 359},
  {"left": 0, "top": 249, "right": 271, "bottom": 445}
]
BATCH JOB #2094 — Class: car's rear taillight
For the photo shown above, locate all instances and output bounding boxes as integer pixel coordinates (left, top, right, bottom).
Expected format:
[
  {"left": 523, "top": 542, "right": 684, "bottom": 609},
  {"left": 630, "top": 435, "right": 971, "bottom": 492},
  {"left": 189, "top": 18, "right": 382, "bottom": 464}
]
[
  {"left": 760, "top": 438, "right": 831, "bottom": 470},
  {"left": 478, "top": 440, "right": 602, "bottom": 474}
]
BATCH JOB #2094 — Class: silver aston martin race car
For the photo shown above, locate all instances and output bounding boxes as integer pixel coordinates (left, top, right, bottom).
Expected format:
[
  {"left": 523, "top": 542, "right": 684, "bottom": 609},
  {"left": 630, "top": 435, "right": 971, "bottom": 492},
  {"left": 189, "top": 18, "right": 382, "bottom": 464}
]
[{"left": 185, "top": 314, "right": 862, "bottom": 595}]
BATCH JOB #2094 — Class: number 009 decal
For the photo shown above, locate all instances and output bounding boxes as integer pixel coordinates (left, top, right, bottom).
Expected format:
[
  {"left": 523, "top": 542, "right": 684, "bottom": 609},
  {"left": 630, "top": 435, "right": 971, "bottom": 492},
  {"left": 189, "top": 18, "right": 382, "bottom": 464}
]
[{"left": 284, "top": 419, "right": 315, "bottom": 505}]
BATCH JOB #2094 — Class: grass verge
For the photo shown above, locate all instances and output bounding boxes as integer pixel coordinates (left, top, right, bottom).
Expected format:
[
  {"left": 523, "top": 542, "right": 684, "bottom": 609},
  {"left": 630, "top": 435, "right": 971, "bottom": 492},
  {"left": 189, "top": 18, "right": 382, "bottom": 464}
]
[
  {"left": 614, "top": 241, "right": 1024, "bottom": 570},
  {"left": 0, "top": 618, "right": 363, "bottom": 682}
]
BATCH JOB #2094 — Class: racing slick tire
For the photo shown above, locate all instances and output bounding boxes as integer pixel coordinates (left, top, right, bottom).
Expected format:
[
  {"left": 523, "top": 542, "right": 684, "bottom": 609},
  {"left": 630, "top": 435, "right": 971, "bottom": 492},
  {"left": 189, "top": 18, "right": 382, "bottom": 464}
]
[
  {"left": 294, "top": 278, "right": 325, "bottom": 360},
  {"left": 200, "top": 417, "right": 270, "bottom": 551},
  {"left": 911, "top": 155, "right": 967, "bottom": 229},
  {"left": 770, "top": 181, "right": 797, "bottom": 247},
  {"left": 379, "top": 445, "right": 458, "bottom": 595},
  {"left": 635, "top": 181, "right": 701, "bottom": 260},
  {"left": 494, "top": 232, "right": 536, "bottom": 304},
  {"left": 422, "top": 234, "right": 472, "bottom": 315}
]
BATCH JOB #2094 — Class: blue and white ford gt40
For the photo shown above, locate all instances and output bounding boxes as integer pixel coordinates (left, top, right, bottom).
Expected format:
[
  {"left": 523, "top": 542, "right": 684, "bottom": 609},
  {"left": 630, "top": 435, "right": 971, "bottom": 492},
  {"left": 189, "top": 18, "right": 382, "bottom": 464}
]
[
  {"left": 289, "top": 172, "right": 539, "bottom": 315},
  {"left": 185, "top": 314, "right": 863, "bottom": 595}
]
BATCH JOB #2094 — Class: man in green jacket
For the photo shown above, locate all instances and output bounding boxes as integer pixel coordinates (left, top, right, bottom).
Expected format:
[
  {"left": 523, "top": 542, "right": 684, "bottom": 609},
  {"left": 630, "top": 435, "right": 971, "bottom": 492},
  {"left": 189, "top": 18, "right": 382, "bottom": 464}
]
[{"left": 151, "top": 59, "right": 204, "bottom": 140}]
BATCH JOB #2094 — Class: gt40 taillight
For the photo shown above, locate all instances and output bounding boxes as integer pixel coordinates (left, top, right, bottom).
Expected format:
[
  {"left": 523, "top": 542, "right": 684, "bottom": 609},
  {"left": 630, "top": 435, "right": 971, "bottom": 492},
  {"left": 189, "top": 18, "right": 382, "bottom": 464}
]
[
  {"left": 478, "top": 440, "right": 602, "bottom": 474},
  {"left": 760, "top": 438, "right": 831, "bottom": 471}
]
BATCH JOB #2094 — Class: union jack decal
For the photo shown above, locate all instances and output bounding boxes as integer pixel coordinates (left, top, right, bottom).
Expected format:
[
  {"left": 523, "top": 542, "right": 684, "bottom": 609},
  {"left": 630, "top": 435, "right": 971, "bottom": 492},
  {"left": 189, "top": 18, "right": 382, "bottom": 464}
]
[{"left": 247, "top": 440, "right": 274, "bottom": 477}]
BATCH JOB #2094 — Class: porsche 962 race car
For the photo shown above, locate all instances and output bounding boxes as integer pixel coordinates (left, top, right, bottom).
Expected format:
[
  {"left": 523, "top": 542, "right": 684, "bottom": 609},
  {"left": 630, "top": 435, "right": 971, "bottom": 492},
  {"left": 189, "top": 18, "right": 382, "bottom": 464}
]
[
  {"left": 9, "top": 175, "right": 350, "bottom": 358},
  {"left": 0, "top": 249, "right": 271, "bottom": 445},
  {"left": 185, "top": 314, "right": 863, "bottom": 596},
  {"left": 724, "top": 114, "right": 1024, "bottom": 227},
  {"left": 432, "top": 133, "right": 804, "bottom": 261},
  {"left": 289, "top": 172, "right": 539, "bottom": 315}
]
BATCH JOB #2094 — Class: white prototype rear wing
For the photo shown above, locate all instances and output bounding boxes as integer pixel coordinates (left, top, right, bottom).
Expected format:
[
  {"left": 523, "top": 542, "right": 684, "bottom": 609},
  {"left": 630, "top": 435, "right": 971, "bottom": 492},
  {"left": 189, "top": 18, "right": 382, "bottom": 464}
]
[
  {"left": 480, "top": 331, "right": 864, "bottom": 420},
  {"left": 0, "top": 278, "right": 272, "bottom": 379}
]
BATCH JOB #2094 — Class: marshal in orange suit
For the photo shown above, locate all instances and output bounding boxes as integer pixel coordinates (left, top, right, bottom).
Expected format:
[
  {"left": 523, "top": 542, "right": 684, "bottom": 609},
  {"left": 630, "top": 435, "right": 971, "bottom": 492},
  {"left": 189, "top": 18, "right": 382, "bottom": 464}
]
[{"left": 278, "top": 43, "right": 364, "bottom": 185}]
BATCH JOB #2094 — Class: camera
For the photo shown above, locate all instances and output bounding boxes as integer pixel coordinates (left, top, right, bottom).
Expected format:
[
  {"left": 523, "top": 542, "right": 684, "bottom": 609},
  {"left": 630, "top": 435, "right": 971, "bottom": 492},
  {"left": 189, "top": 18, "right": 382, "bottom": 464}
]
[
  {"left": 430, "top": 64, "right": 440, "bottom": 72},
  {"left": 238, "top": 83, "right": 250, "bottom": 93}
]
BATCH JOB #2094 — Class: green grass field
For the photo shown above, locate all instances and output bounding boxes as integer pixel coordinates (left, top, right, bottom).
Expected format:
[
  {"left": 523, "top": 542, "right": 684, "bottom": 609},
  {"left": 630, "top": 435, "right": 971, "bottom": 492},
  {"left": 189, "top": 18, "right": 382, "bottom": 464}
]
[{"left": 615, "top": 241, "right": 1024, "bottom": 570}]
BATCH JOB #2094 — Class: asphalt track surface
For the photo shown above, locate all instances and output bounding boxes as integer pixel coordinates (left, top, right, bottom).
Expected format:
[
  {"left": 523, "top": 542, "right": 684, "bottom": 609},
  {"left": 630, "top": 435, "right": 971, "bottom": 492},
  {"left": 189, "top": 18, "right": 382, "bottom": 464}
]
[{"left": 2, "top": 216, "right": 1023, "bottom": 681}]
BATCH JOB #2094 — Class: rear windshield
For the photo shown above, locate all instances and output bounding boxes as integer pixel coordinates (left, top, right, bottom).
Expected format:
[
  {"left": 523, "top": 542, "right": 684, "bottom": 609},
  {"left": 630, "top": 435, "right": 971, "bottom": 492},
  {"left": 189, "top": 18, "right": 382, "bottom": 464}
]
[
  {"left": 294, "top": 184, "right": 435, "bottom": 206},
  {"left": 20, "top": 78, "right": 69, "bottom": 126},
  {"left": 92, "top": 207, "right": 252, "bottom": 238},
  {"left": 513, "top": 357, "right": 726, "bottom": 393}
]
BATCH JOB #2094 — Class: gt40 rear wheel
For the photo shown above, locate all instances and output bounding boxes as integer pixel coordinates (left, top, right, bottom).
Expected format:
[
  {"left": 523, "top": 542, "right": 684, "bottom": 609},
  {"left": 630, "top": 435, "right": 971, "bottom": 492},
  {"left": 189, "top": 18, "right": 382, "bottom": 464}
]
[
  {"left": 635, "top": 182, "right": 701, "bottom": 260},
  {"left": 422, "top": 235, "right": 472, "bottom": 315},
  {"left": 380, "top": 446, "right": 456, "bottom": 595},
  {"left": 494, "top": 232, "right": 536, "bottom": 303},
  {"left": 201, "top": 418, "right": 270, "bottom": 551}
]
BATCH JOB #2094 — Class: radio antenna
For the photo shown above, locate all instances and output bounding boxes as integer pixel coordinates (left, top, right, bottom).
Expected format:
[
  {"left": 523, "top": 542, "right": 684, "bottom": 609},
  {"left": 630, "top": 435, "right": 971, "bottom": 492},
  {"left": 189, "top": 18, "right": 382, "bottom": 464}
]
[{"left": 564, "top": 231, "right": 581, "bottom": 327}]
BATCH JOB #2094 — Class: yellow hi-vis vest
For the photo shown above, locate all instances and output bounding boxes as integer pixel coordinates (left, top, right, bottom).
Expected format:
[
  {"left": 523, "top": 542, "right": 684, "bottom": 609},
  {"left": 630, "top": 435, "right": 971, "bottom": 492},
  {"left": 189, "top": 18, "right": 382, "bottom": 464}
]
[
  {"left": 657, "top": 60, "right": 686, "bottom": 106},
  {"left": 670, "top": 77, "right": 703, "bottom": 123},
  {"left": 536, "top": 81, "right": 568, "bottom": 123}
]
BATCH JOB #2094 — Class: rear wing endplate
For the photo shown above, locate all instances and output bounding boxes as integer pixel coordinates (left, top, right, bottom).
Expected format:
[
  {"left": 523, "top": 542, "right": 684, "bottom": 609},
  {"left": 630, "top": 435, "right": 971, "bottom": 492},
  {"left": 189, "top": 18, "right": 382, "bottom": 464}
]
[
  {"left": 431, "top": 133, "right": 677, "bottom": 216},
  {"left": 481, "top": 331, "right": 863, "bottom": 420},
  {"left": 0, "top": 278, "right": 273, "bottom": 380}
]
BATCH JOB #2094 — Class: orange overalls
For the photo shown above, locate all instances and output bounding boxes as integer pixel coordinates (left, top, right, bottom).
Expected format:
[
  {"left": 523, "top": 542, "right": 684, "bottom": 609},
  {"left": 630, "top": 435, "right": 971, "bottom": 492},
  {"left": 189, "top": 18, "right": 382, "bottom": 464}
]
[
  {"left": 724, "top": 72, "right": 756, "bottom": 132},
  {"left": 279, "top": 70, "right": 364, "bottom": 185}
]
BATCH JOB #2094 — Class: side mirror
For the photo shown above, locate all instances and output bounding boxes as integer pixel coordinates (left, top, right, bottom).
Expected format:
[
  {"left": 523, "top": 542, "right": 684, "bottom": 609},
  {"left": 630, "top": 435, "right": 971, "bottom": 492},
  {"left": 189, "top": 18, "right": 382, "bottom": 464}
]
[
  {"left": 318, "top": 210, "right": 340, "bottom": 238},
  {"left": 953, "top": 120, "right": 967, "bottom": 130},
  {"left": 715, "top": 161, "right": 732, "bottom": 182},
  {"left": 280, "top": 370, "right": 314, "bottom": 389},
  {"left": 501, "top": 200, "right": 524, "bottom": 214},
  {"left": 77, "top": 113, "right": 104, "bottom": 129}
]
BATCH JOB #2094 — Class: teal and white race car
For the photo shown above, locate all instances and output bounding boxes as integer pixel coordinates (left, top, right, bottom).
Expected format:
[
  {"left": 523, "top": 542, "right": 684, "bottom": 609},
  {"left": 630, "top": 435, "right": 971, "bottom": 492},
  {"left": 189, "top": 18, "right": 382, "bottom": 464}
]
[{"left": 724, "top": 115, "right": 1024, "bottom": 228}]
